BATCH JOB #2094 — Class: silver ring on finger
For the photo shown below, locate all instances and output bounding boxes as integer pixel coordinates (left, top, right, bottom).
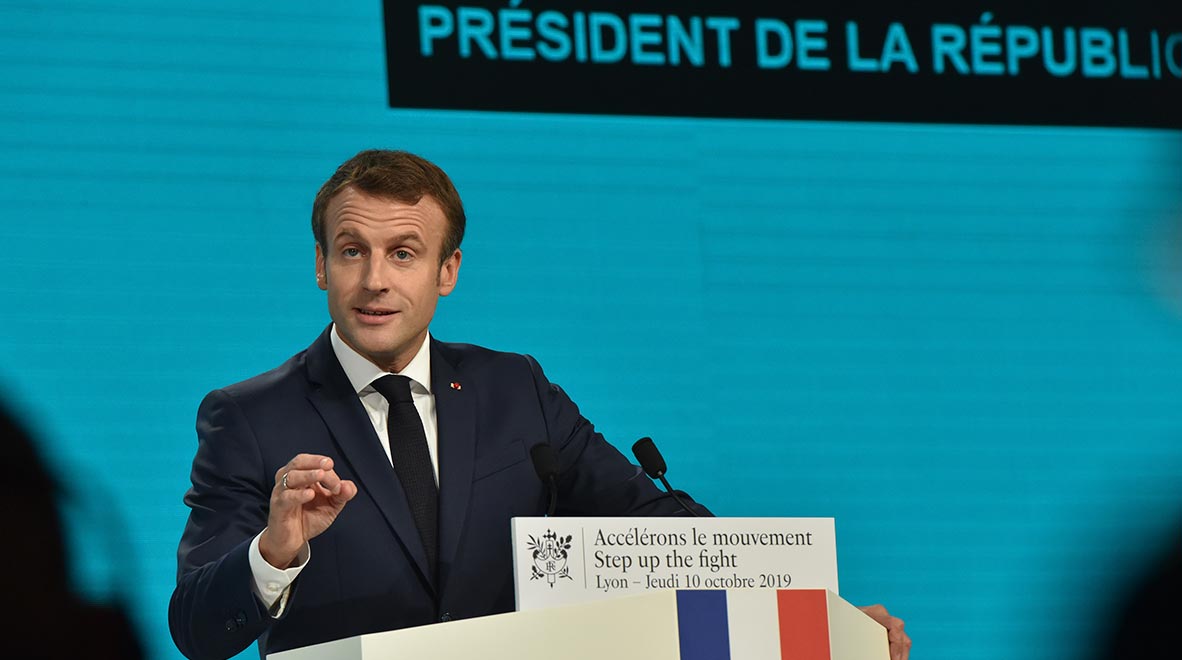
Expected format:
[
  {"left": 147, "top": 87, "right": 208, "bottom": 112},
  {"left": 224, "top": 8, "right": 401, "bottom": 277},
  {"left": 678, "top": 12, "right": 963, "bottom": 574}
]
[{"left": 281, "top": 472, "right": 290, "bottom": 490}]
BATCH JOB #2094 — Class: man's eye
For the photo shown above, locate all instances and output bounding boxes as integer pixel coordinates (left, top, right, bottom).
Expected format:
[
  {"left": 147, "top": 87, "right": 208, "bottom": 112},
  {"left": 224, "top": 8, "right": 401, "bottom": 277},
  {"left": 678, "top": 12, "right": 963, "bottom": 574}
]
[
  {"left": 342, "top": 247, "right": 361, "bottom": 258},
  {"left": 394, "top": 250, "right": 411, "bottom": 260}
]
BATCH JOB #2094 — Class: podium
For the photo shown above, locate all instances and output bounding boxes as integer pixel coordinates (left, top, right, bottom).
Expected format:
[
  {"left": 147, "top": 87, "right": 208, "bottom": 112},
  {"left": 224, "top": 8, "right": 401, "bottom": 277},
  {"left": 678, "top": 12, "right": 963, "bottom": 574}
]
[{"left": 268, "top": 588, "right": 887, "bottom": 660}]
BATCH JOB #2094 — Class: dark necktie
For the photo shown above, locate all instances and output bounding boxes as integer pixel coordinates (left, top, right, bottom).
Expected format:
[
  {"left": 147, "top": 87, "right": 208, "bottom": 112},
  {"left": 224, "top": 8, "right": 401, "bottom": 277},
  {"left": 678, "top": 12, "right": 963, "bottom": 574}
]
[{"left": 371, "top": 374, "right": 438, "bottom": 579}]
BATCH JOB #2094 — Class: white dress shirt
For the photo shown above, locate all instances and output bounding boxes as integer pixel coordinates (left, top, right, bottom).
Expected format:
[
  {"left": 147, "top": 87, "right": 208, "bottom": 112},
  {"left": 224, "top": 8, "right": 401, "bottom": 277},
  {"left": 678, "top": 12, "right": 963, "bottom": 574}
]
[{"left": 249, "top": 326, "right": 440, "bottom": 612}]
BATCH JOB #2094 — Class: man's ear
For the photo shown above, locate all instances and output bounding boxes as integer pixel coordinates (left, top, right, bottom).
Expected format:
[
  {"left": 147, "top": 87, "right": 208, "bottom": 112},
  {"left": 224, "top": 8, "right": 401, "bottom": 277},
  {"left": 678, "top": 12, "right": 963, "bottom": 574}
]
[
  {"left": 315, "top": 243, "right": 328, "bottom": 290},
  {"left": 437, "top": 249, "right": 462, "bottom": 296}
]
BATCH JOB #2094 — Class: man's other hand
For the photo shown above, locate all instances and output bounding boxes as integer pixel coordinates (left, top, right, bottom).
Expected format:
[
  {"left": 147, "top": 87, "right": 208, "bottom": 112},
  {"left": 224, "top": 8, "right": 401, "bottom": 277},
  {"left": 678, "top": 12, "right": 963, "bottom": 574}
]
[{"left": 859, "top": 604, "right": 911, "bottom": 660}]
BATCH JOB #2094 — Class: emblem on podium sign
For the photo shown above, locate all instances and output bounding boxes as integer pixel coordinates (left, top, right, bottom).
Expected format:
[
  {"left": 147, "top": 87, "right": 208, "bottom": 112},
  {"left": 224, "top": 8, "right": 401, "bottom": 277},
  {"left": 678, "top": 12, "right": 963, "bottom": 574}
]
[{"left": 527, "top": 530, "right": 573, "bottom": 588}]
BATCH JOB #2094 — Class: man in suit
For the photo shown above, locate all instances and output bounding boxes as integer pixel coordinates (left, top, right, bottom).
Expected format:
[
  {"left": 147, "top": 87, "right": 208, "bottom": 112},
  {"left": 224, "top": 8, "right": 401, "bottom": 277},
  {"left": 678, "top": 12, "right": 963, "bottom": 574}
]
[{"left": 169, "top": 150, "right": 910, "bottom": 660}]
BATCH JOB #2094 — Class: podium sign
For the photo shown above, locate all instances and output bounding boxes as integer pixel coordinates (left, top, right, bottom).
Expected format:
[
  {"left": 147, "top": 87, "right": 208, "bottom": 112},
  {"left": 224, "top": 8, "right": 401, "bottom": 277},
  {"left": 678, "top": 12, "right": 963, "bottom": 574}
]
[{"left": 512, "top": 517, "right": 838, "bottom": 611}]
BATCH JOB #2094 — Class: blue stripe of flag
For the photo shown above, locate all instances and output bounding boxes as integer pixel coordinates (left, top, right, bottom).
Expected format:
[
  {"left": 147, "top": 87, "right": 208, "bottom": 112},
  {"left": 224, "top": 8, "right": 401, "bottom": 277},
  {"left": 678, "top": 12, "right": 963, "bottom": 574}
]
[{"left": 676, "top": 590, "right": 731, "bottom": 660}]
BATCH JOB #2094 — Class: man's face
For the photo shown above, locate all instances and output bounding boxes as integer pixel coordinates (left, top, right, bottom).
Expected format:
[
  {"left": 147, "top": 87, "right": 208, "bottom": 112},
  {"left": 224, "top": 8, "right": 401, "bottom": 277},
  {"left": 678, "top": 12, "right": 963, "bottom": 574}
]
[{"left": 315, "top": 186, "right": 461, "bottom": 372}]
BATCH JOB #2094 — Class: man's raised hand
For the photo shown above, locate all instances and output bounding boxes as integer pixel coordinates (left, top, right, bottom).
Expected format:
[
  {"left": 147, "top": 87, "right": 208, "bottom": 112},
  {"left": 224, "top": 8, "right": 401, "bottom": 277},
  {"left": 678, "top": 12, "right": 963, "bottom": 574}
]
[{"left": 259, "top": 454, "right": 357, "bottom": 569}]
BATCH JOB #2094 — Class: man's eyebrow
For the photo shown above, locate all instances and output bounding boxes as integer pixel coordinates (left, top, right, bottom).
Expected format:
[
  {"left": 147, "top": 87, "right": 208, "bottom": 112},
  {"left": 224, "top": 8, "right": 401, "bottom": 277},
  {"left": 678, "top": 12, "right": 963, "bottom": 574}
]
[
  {"left": 331, "top": 229, "right": 422, "bottom": 241},
  {"left": 387, "top": 232, "right": 426, "bottom": 246},
  {"left": 330, "top": 229, "right": 427, "bottom": 247}
]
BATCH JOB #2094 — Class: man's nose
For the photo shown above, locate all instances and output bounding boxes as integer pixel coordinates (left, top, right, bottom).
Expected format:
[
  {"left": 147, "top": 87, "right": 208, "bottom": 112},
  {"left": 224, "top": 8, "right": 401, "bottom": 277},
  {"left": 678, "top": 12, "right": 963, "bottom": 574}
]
[{"left": 362, "top": 256, "right": 390, "bottom": 291}]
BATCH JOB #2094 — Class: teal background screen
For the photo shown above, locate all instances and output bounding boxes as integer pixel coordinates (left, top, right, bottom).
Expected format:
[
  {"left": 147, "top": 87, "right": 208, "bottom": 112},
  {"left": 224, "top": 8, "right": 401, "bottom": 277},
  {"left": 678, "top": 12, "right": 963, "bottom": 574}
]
[{"left": 1, "top": 2, "right": 1179, "bottom": 659}]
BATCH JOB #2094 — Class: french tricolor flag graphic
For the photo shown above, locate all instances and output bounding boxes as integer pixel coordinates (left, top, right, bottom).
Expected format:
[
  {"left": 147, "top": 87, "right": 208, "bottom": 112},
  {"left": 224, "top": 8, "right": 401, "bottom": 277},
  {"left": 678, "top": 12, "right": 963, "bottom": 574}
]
[{"left": 676, "top": 590, "right": 844, "bottom": 660}]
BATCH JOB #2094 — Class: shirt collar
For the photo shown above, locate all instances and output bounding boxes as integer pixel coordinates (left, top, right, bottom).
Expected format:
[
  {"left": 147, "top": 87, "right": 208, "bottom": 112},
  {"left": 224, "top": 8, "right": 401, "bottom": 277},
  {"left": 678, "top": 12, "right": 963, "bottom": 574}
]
[{"left": 330, "top": 325, "right": 433, "bottom": 395}]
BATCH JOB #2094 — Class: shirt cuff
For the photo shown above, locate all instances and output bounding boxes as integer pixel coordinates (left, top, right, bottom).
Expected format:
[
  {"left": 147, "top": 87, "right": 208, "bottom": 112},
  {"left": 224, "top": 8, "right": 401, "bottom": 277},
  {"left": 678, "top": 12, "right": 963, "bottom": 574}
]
[{"left": 249, "top": 530, "right": 310, "bottom": 616}]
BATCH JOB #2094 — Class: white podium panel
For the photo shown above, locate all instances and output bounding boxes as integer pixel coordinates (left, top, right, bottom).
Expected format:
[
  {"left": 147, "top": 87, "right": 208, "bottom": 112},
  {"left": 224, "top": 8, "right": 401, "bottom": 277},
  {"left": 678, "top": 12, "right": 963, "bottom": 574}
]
[{"left": 268, "top": 588, "right": 887, "bottom": 660}]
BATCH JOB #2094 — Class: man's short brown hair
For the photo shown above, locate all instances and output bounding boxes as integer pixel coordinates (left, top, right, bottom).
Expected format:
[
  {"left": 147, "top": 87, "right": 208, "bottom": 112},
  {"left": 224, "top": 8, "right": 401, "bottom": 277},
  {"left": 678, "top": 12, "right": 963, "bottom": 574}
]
[{"left": 312, "top": 150, "right": 466, "bottom": 264}]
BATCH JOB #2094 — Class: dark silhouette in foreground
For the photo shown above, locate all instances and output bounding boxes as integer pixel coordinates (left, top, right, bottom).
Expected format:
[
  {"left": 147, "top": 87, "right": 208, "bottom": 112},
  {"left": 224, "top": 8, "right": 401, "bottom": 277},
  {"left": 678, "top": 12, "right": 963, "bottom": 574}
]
[{"left": 5, "top": 399, "right": 144, "bottom": 658}]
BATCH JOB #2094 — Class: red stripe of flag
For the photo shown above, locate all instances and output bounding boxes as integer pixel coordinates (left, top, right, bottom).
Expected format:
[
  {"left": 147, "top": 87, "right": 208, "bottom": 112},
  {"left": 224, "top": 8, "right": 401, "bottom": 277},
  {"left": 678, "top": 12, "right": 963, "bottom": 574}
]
[{"left": 776, "top": 589, "right": 831, "bottom": 660}]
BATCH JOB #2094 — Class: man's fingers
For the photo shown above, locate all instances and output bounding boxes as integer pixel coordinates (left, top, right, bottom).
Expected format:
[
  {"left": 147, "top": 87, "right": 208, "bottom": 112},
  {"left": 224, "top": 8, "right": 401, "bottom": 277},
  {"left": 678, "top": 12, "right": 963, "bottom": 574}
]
[
  {"left": 288, "top": 487, "right": 317, "bottom": 504},
  {"left": 857, "top": 604, "right": 909, "bottom": 660},
  {"left": 890, "top": 632, "right": 911, "bottom": 660},
  {"left": 886, "top": 617, "right": 910, "bottom": 660},
  {"left": 274, "top": 455, "right": 333, "bottom": 480},
  {"left": 276, "top": 468, "right": 326, "bottom": 491},
  {"left": 859, "top": 604, "right": 886, "bottom": 626},
  {"left": 275, "top": 456, "right": 346, "bottom": 493},
  {"left": 888, "top": 638, "right": 907, "bottom": 660},
  {"left": 273, "top": 471, "right": 354, "bottom": 507},
  {"left": 283, "top": 468, "right": 347, "bottom": 496},
  {"left": 274, "top": 482, "right": 317, "bottom": 503},
  {"left": 314, "top": 478, "right": 358, "bottom": 503},
  {"left": 316, "top": 468, "right": 344, "bottom": 494},
  {"left": 335, "top": 480, "right": 358, "bottom": 503}
]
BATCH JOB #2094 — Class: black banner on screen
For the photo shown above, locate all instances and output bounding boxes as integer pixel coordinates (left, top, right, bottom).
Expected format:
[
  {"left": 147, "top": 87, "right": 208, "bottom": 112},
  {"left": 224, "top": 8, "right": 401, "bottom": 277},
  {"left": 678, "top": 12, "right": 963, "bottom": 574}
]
[{"left": 383, "top": 1, "right": 1182, "bottom": 129}]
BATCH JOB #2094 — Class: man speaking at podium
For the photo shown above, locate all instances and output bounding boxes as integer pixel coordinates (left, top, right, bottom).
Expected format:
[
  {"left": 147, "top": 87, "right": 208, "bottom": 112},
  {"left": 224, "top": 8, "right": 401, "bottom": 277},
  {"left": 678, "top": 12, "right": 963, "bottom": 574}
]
[{"left": 169, "top": 150, "right": 909, "bottom": 660}]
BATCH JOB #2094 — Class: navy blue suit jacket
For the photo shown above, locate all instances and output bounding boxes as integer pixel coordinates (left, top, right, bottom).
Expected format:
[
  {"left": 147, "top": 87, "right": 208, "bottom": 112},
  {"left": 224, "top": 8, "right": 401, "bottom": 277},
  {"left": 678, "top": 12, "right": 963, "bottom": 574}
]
[{"left": 169, "top": 328, "right": 706, "bottom": 660}]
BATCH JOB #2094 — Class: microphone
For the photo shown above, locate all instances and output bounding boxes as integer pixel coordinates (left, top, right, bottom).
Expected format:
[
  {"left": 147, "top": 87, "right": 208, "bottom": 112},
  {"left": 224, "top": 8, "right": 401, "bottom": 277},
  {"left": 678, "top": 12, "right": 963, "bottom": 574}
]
[
  {"left": 530, "top": 443, "right": 559, "bottom": 516},
  {"left": 631, "top": 437, "right": 700, "bottom": 517}
]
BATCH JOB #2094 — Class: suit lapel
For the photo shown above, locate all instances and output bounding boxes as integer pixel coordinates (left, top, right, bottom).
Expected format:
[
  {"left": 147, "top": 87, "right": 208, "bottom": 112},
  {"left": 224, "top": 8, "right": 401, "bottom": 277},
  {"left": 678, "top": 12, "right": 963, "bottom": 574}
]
[
  {"left": 303, "top": 327, "right": 435, "bottom": 592},
  {"left": 431, "top": 340, "right": 477, "bottom": 596}
]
